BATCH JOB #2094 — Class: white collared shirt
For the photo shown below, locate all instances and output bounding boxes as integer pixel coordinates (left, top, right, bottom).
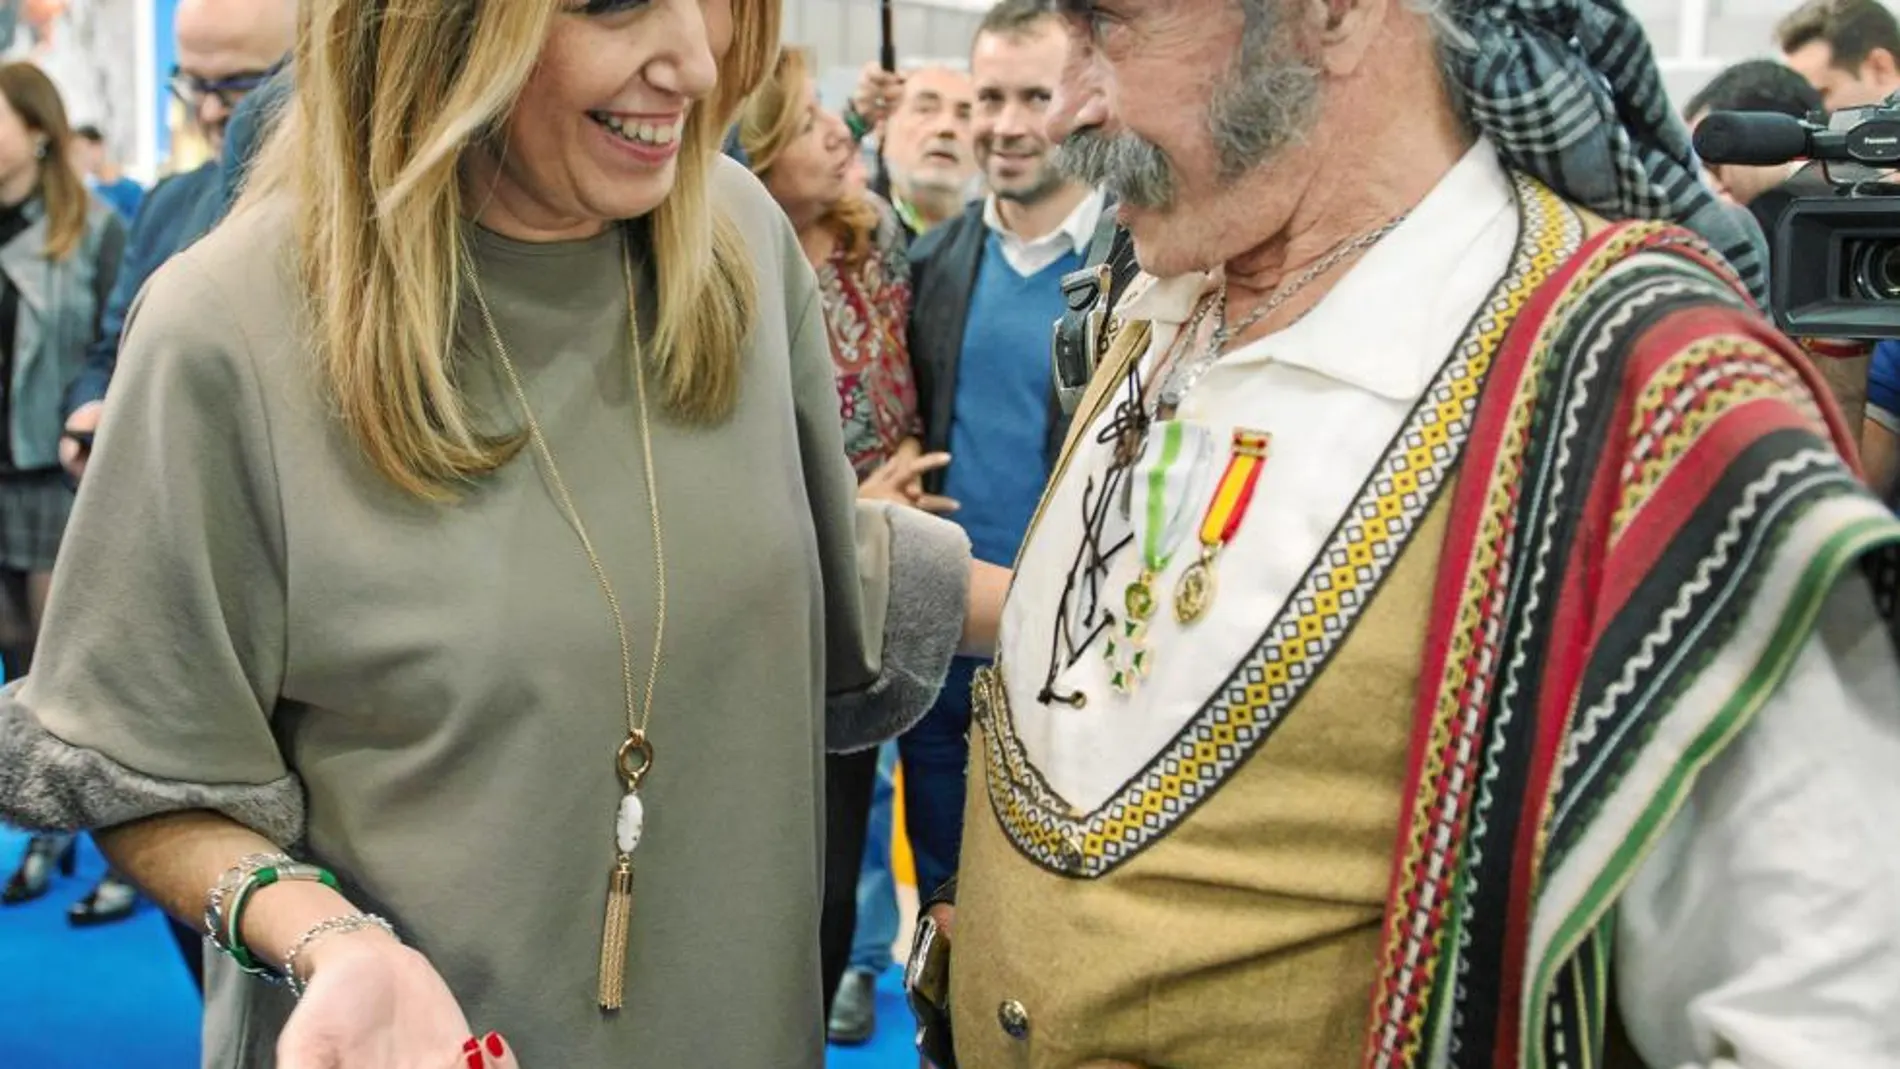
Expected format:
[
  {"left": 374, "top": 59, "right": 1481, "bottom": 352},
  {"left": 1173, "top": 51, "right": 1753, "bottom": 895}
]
[
  {"left": 997, "top": 140, "right": 1900, "bottom": 1068},
  {"left": 982, "top": 188, "right": 1107, "bottom": 278},
  {"left": 1004, "top": 143, "right": 1522, "bottom": 811}
]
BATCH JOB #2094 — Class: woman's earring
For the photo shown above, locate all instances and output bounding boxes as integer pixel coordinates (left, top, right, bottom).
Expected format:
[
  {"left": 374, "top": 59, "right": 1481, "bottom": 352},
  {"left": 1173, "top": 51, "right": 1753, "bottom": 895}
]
[{"left": 33, "top": 140, "right": 47, "bottom": 160}]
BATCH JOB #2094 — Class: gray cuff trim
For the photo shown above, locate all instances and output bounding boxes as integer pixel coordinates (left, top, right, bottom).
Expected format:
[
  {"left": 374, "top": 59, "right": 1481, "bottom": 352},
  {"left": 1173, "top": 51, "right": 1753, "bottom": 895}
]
[
  {"left": 1870, "top": 403, "right": 1899, "bottom": 434},
  {"left": 828, "top": 506, "right": 971, "bottom": 752},
  {"left": 0, "top": 704, "right": 306, "bottom": 845}
]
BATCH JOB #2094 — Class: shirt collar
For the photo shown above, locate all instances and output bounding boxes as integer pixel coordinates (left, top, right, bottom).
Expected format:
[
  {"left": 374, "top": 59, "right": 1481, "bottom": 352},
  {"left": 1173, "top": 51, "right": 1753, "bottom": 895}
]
[
  {"left": 982, "top": 188, "right": 1107, "bottom": 255},
  {"left": 1118, "top": 270, "right": 1211, "bottom": 327},
  {"left": 1117, "top": 140, "right": 1515, "bottom": 401}
]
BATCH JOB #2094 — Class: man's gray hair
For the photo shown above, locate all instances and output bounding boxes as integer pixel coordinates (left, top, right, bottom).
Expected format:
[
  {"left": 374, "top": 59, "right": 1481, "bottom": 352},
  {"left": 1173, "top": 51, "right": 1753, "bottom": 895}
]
[
  {"left": 1216, "top": 0, "right": 1478, "bottom": 178},
  {"left": 1053, "top": 0, "right": 1469, "bottom": 205}
]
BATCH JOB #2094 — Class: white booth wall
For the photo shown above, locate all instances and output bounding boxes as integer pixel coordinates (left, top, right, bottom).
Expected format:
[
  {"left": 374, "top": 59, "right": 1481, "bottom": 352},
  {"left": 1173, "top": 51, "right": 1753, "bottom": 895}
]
[
  {"left": 9, "top": 0, "right": 1893, "bottom": 177},
  {"left": 786, "top": 0, "right": 1900, "bottom": 118}
]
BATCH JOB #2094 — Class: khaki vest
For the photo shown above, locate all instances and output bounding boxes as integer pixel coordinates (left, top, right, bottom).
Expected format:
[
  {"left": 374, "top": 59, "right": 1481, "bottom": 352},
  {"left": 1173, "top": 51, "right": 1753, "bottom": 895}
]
[{"left": 950, "top": 489, "right": 1454, "bottom": 1069}]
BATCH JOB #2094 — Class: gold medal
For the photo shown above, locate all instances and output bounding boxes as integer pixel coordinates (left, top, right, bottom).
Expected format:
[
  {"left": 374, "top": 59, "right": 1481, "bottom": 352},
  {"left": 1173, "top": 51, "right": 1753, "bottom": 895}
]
[
  {"left": 1104, "top": 421, "right": 1208, "bottom": 694},
  {"left": 1175, "top": 430, "right": 1271, "bottom": 625},
  {"left": 1174, "top": 555, "right": 1217, "bottom": 624},
  {"left": 1124, "top": 571, "right": 1158, "bottom": 621}
]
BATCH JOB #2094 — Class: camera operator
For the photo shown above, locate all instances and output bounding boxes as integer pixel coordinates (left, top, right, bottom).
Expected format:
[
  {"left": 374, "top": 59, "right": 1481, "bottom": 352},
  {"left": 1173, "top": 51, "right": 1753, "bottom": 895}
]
[
  {"left": 1685, "top": 60, "right": 1827, "bottom": 232},
  {"left": 1758, "top": 1, "right": 1900, "bottom": 495}
]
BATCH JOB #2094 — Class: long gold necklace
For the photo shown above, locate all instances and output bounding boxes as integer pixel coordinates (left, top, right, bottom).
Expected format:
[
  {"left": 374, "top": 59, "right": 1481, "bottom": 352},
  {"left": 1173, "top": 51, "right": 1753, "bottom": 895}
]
[{"left": 462, "top": 227, "right": 664, "bottom": 1012}]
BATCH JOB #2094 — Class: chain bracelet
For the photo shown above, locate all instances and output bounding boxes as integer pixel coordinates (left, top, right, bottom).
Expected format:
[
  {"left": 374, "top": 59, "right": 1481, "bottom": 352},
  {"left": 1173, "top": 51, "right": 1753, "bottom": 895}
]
[{"left": 283, "top": 913, "right": 397, "bottom": 997}]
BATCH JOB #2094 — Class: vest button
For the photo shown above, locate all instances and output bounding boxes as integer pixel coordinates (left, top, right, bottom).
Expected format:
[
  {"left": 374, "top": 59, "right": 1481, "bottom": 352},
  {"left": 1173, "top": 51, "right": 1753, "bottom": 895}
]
[
  {"left": 1058, "top": 833, "right": 1085, "bottom": 870},
  {"left": 998, "top": 998, "right": 1031, "bottom": 1040}
]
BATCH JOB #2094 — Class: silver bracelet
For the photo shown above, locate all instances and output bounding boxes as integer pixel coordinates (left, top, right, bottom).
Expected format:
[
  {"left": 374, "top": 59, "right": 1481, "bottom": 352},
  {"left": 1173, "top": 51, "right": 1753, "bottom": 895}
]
[
  {"left": 203, "top": 852, "right": 292, "bottom": 956},
  {"left": 283, "top": 913, "right": 397, "bottom": 997}
]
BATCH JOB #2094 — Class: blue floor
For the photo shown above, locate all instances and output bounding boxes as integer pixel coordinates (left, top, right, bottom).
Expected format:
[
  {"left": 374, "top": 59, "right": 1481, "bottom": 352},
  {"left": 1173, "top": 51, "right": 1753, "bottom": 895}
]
[
  {"left": 0, "top": 829, "right": 200, "bottom": 1068},
  {"left": 0, "top": 826, "right": 919, "bottom": 1067}
]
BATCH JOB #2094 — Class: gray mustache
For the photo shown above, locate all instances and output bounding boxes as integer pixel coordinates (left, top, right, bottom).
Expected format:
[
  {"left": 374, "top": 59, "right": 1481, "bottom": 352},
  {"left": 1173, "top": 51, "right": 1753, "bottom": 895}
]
[{"left": 1051, "top": 129, "right": 1175, "bottom": 210}]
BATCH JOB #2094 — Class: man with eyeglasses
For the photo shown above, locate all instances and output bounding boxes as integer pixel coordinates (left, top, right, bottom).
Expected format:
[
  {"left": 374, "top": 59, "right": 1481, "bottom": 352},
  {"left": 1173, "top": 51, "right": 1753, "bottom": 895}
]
[
  {"left": 57, "top": 0, "right": 293, "bottom": 485},
  {"left": 169, "top": 67, "right": 275, "bottom": 155}
]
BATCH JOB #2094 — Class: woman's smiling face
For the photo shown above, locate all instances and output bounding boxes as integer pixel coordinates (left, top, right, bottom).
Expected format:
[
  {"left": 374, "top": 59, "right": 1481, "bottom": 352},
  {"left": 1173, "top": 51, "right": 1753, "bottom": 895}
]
[{"left": 467, "top": 0, "right": 735, "bottom": 240}]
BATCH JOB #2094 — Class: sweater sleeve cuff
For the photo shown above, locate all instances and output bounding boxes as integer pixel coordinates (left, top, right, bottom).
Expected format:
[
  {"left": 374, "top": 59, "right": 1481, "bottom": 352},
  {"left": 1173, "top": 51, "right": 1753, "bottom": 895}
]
[
  {"left": 0, "top": 698, "right": 306, "bottom": 846},
  {"left": 827, "top": 505, "right": 971, "bottom": 752}
]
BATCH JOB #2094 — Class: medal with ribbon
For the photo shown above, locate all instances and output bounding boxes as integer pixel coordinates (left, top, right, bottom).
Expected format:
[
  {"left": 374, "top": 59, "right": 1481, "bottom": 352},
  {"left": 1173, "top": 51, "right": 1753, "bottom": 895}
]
[
  {"left": 1105, "top": 420, "right": 1211, "bottom": 693},
  {"left": 1175, "top": 429, "right": 1271, "bottom": 625}
]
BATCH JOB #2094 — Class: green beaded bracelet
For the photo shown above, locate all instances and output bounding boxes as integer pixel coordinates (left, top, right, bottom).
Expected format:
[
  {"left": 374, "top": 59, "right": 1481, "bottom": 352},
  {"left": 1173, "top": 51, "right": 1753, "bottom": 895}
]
[
  {"left": 843, "top": 104, "right": 872, "bottom": 142},
  {"left": 224, "top": 864, "right": 341, "bottom": 976}
]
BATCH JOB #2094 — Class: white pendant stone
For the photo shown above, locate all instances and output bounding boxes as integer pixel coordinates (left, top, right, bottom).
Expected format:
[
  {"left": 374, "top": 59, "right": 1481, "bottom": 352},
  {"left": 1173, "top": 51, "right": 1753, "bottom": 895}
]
[{"left": 615, "top": 791, "right": 646, "bottom": 855}]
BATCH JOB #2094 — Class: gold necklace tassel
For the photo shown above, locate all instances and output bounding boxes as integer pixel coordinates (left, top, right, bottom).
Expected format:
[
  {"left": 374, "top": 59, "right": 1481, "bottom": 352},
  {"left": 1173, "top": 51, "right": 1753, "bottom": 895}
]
[
  {"left": 468, "top": 235, "right": 667, "bottom": 1014},
  {"left": 597, "top": 856, "right": 635, "bottom": 1010}
]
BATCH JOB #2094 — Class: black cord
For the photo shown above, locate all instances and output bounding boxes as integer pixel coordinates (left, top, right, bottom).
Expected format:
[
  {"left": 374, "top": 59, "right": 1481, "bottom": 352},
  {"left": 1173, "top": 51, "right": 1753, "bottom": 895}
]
[{"left": 1036, "top": 358, "right": 1149, "bottom": 706}]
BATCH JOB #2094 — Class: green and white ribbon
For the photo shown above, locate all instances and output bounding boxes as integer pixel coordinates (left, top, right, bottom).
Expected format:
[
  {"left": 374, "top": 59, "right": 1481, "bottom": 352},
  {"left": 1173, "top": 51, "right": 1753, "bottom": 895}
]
[{"left": 1106, "top": 420, "right": 1212, "bottom": 693}]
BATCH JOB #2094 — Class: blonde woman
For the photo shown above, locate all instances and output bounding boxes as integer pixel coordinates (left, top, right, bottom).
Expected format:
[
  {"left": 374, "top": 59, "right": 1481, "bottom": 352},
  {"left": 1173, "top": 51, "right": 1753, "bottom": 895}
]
[{"left": 0, "top": 2, "right": 1004, "bottom": 1067}]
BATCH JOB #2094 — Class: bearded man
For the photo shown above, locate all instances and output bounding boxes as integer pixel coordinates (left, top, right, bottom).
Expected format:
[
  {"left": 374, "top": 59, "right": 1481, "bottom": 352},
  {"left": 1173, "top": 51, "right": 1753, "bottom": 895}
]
[{"left": 910, "top": 0, "right": 1900, "bottom": 1066}]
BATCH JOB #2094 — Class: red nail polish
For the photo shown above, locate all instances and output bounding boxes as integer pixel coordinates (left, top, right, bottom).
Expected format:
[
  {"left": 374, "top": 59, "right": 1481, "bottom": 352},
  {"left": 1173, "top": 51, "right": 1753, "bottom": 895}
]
[
  {"left": 465, "top": 1053, "right": 483, "bottom": 1069},
  {"left": 463, "top": 1038, "right": 480, "bottom": 1053},
  {"left": 485, "top": 1033, "right": 507, "bottom": 1058}
]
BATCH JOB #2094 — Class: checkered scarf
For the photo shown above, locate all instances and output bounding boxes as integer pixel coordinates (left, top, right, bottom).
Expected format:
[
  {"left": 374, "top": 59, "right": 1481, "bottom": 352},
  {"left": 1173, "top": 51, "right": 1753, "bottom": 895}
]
[{"left": 1445, "top": 0, "right": 1771, "bottom": 304}]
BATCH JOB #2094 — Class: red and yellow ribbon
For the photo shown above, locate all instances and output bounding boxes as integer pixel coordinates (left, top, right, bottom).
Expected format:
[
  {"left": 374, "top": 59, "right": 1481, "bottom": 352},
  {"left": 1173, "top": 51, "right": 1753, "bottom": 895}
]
[
  {"left": 1196, "top": 430, "right": 1270, "bottom": 551},
  {"left": 1175, "top": 429, "right": 1271, "bottom": 625}
]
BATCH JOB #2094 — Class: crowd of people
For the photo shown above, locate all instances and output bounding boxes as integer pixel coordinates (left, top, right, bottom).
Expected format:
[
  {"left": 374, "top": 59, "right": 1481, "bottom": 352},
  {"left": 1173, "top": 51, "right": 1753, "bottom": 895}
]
[
  {"left": 0, "top": 0, "right": 1893, "bottom": 1066},
  {"left": 2, "top": 0, "right": 292, "bottom": 958}
]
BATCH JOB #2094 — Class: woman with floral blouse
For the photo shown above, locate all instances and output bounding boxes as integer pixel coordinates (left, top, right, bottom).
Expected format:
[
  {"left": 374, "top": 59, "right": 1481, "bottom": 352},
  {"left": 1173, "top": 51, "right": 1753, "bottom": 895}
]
[{"left": 740, "top": 47, "right": 951, "bottom": 510}]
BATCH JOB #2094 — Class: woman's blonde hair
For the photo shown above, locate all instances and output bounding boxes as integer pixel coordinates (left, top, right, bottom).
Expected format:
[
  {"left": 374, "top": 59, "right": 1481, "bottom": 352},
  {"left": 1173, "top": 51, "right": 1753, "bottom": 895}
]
[
  {"left": 738, "top": 47, "right": 879, "bottom": 268},
  {"left": 0, "top": 62, "right": 87, "bottom": 261},
  {"left": 241, "top": 0, "right": 780, "bottom": 500}
]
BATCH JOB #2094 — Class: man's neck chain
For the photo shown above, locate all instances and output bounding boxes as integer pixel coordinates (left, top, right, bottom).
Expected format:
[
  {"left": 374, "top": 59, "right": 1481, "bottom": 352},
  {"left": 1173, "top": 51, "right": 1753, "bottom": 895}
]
[{"left": 1154, "top": 213, "right": 1408, "bottom": 419}]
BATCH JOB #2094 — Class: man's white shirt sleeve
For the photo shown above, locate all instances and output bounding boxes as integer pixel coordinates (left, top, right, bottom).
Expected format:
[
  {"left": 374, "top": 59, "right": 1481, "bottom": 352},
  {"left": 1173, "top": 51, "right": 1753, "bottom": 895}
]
[{"left": 1616, "top": 576, "right": 1900, "bottom": 1069}]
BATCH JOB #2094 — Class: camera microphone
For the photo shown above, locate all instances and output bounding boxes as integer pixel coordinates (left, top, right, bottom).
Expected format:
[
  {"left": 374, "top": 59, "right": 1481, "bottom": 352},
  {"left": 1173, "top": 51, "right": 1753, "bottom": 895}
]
[{"left": 1693, "top": 111, "right": 1813, "bottom": 166}]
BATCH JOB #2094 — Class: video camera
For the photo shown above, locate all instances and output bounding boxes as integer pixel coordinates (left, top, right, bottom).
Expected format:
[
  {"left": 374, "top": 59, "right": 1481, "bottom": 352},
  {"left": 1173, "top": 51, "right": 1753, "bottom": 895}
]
[{"left": 1695, "top": 96, "right": 1900, "bottom": 339}]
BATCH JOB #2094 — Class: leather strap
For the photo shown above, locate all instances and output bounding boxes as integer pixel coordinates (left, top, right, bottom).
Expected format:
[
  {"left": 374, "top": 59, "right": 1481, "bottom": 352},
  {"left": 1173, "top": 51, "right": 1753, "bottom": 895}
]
[
  {"left": 1014, "top": 317, "right": 1153, "bottom": 577},
  {"left": 1082, "top": 208, "right": 1118, "bottom": 270}
]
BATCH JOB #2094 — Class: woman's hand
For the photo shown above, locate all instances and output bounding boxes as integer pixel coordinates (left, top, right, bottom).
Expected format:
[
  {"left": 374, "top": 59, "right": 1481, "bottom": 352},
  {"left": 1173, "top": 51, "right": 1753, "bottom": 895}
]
[
  {"left": 859, "top": 445, "right": 958, "bottom": 514},
  {"left": 92, "top": 817, "right": 516, "bottom": 1068},
  {"left": 277, "top": 933, "right": 516, "bottom": 1069}
]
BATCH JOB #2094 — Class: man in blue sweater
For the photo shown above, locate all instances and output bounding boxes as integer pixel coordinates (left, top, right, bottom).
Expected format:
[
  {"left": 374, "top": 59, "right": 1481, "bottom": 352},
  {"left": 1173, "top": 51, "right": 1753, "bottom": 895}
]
[
  {"left": 912, "top": 0, "right": 1109, "bottom": 588},
  {"left": 828, "top": 0, "right": 1112, "bottom": 1039}
]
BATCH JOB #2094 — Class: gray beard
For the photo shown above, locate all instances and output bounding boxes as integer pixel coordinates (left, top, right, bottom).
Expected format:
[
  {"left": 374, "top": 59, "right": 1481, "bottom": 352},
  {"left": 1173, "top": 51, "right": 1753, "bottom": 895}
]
[
  {"left": 1207, "top": 13, "right": 1320, "bottom": 181},
  {"left": 1051, "top": 9, "right": 1319, "bottom": 209},
  {"left": 1052, "top": 128, "right": 1174, "bottom": 209}
]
